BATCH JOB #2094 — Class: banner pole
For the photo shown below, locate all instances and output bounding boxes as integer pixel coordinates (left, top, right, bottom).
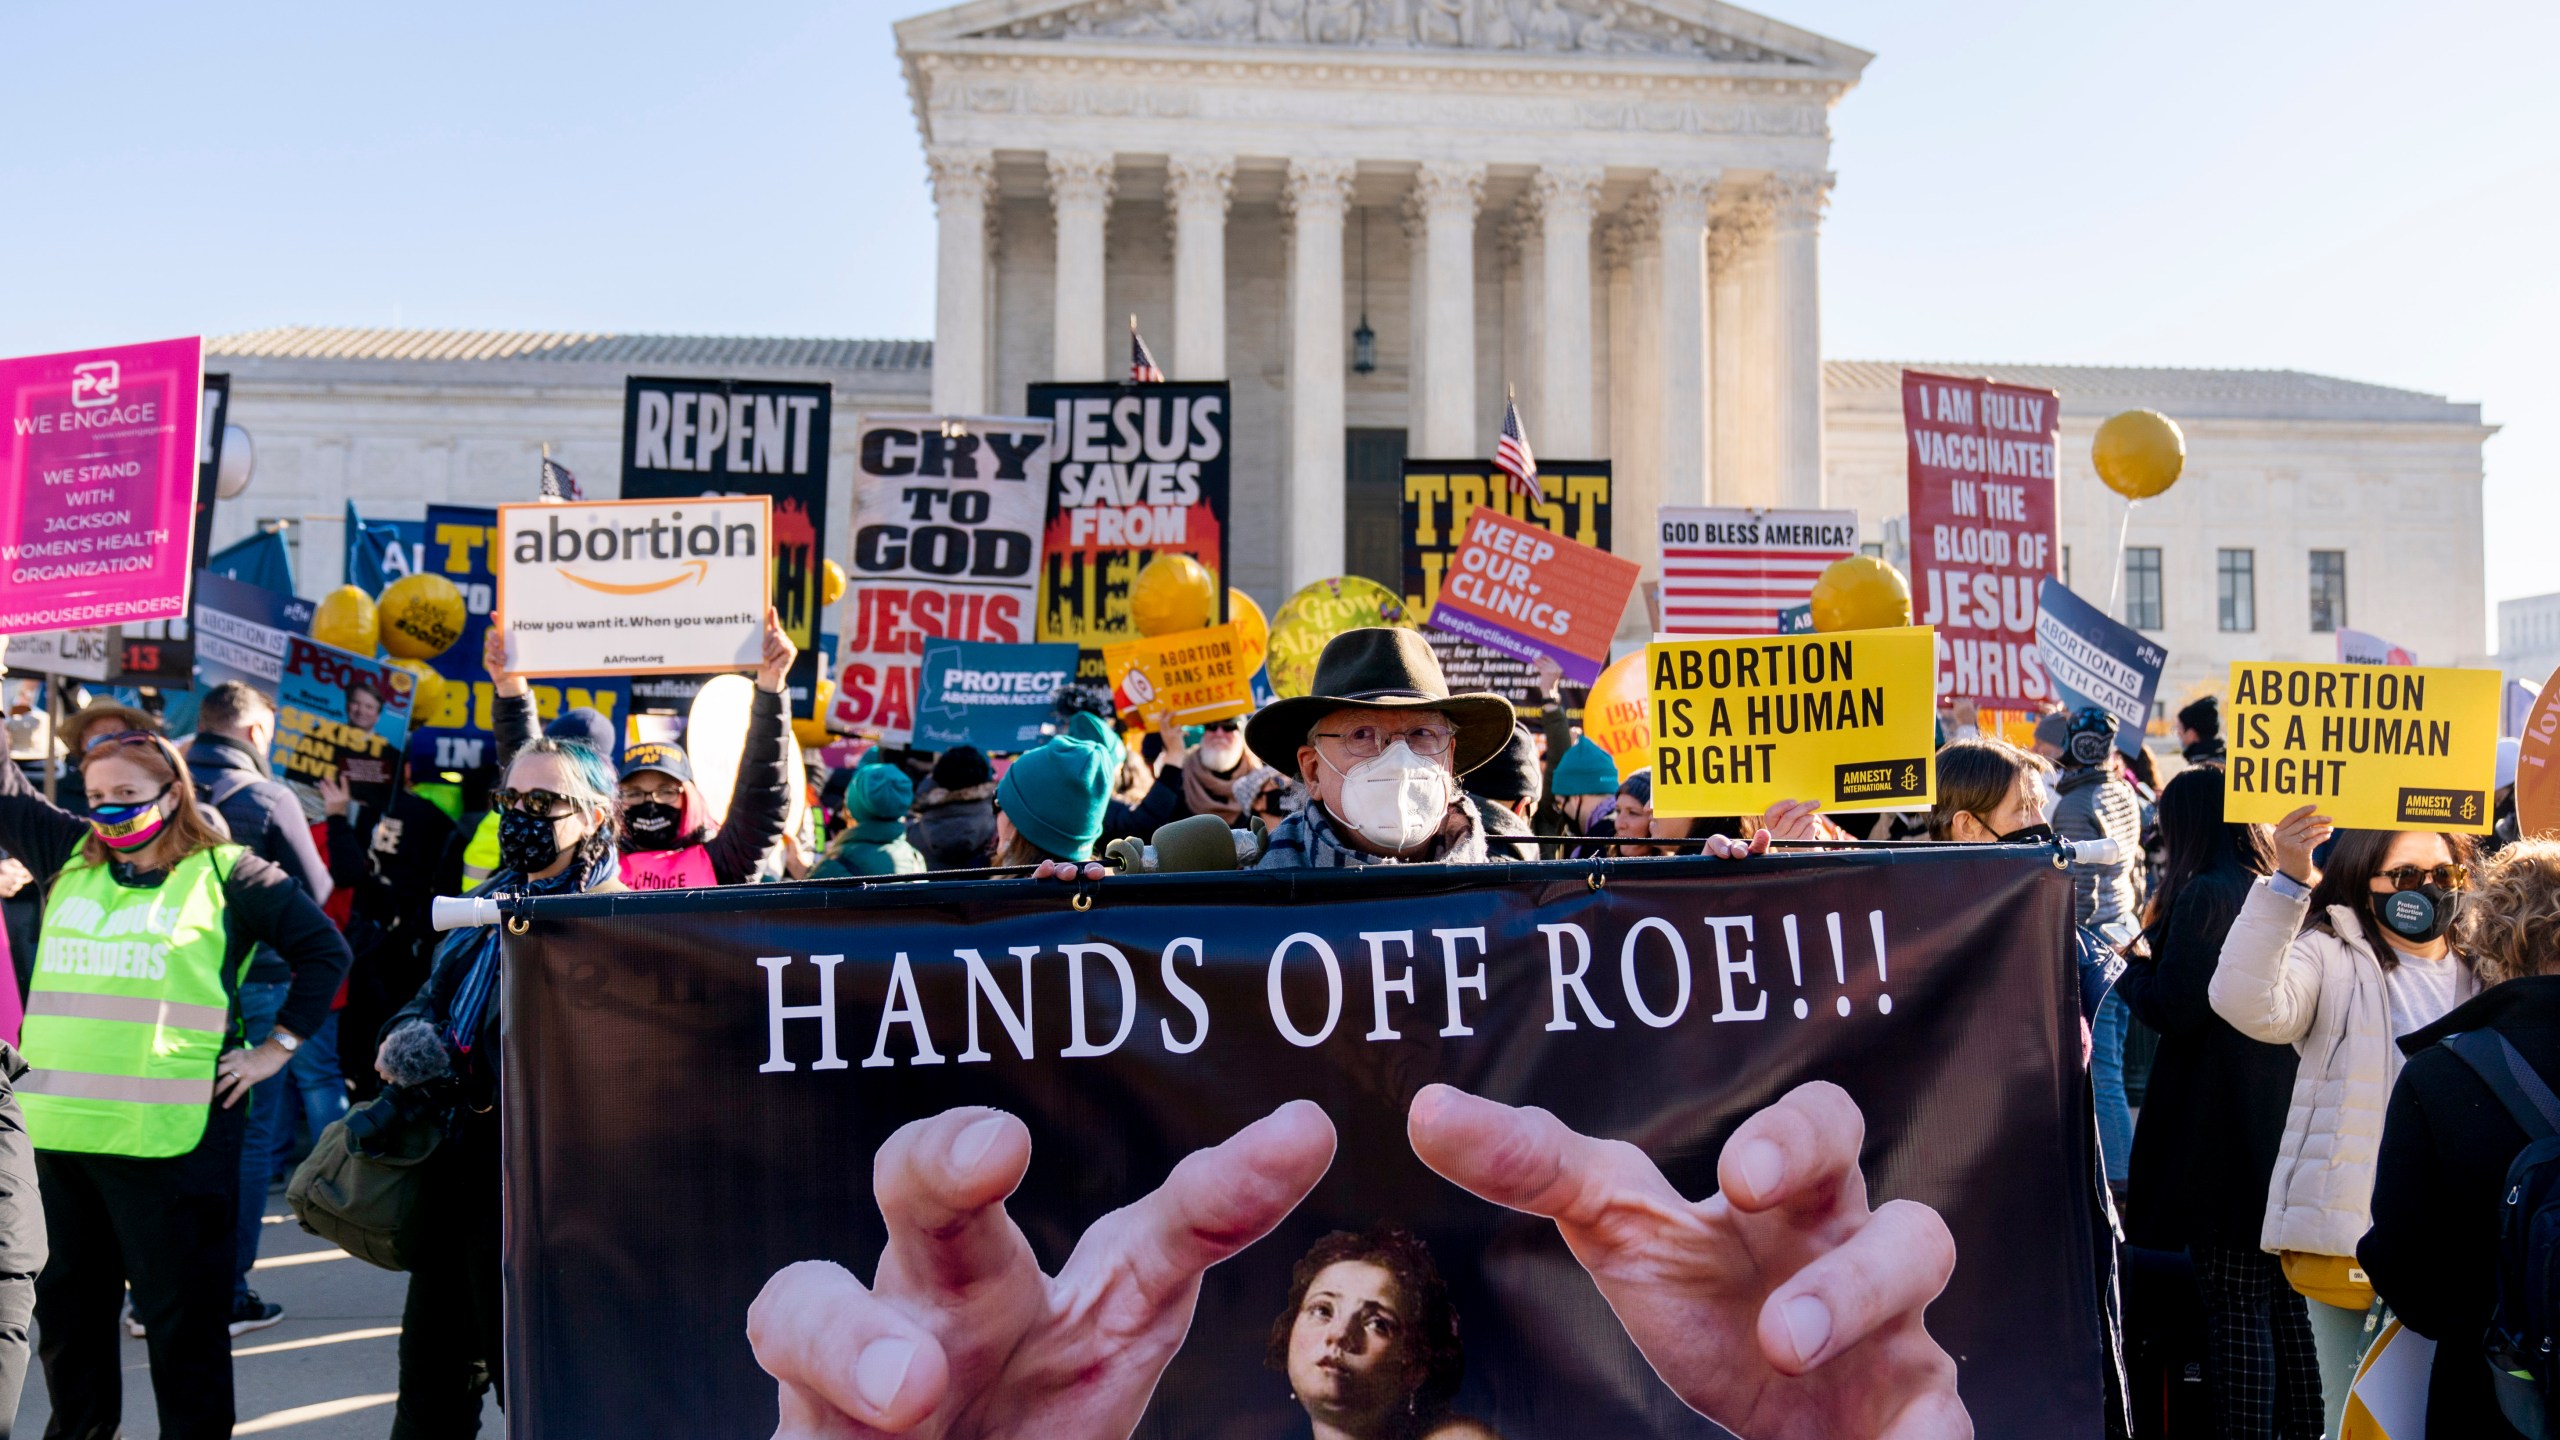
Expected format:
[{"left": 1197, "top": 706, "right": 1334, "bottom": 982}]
[{"left": 2105, "top": 495, "right": 2136, "bottom": 613}]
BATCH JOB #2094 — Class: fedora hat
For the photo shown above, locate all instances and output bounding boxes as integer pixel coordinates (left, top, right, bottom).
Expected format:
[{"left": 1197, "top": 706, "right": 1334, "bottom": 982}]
[{"left": 1245, "top": 627, "right": 1517, "bottom": 780}]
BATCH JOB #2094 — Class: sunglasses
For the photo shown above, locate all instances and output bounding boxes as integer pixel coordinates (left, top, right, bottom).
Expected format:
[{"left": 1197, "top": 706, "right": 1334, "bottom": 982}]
[
  {"left": 2376, "top": 863, "right": 2470, "bottom": 893},
  {"left": 82, "top": 728, "right": 167, "bottom": 756},
  {"left": 1202, "top": 722, "right": 1239, "bottom": 734},
  {"left": 490, "top": 788, "right": 582, "bottom": 819}
]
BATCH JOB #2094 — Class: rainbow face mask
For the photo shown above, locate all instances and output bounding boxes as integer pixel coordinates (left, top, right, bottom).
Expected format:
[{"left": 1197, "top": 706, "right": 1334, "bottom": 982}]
[{"left": 89, "top": 789, "right": 171, "bottom": 852}]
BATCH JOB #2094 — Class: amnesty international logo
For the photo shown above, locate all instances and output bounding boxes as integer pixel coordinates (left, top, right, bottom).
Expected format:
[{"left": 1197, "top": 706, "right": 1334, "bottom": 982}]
[
  {"left": 1836, "top": 758, "right": 1930, "bottom": 803},
  {"left": 2396, "top": 787, "right": 2485, "bottom": 825}
]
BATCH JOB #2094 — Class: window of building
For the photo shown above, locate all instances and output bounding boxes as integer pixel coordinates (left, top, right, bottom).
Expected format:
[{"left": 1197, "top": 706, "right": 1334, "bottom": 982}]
[
  {"left": 2309, "top": 550, "right": 2348, "bottom": 633},
  {"left": 2217, "top": 549, "right": 2255, "bottom": 632},
  {"left": 2060, "top": 545, "right": 2072, "bottom": 589},
  {"left": 2123, "top": 547, "right": 2163, "bottom": 631}
]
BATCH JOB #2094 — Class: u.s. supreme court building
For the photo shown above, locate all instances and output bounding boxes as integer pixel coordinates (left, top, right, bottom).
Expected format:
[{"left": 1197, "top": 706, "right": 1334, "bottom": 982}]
[{"left": 196, "top": 0, "right": 2496, "bottom": 713}]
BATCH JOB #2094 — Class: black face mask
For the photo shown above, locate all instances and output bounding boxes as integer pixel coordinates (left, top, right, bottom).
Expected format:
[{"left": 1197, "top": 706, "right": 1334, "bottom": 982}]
[
  {"left": 497, "top": 808, "right": 570, "bottom": 876},
  {"left": 620, "top": 802, "right": 683, "bottom": 852},
  {"left": 1999, "top": 822, "right": 2058, "bottom": 846},
  {"left": 2378, "top": 885, "right": 2460, "bottom": 945}
]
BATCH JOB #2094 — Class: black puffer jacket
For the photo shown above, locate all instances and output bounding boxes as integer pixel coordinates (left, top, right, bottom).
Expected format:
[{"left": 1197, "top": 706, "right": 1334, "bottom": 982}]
[{"left": 906, "top": 782, "right": 996, "bottom": 871}]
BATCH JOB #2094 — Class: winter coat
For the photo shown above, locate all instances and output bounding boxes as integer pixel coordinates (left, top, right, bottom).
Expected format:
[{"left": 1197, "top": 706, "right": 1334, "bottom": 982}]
[
  {"left": 812, "top": 818, "right": 925, "bottom": 878},
  {"left": 2209, "top": 877, "right": 2470, "bottom": 1257},
  {"left": 906, "top": 781, "right": 996, "bottom": 871},
  {"left": 1470, "top": 795, "right": 1537, "bottom": 860},
  {"left": 2359, "top": 975, "right": 2560, "bottom": 1440},
  {"left": 2051, "top": 767, "right": 2142, "bottom": 934},
  {"left": 2116, "top": 855, "right": 2298, "bottom": 1250}
]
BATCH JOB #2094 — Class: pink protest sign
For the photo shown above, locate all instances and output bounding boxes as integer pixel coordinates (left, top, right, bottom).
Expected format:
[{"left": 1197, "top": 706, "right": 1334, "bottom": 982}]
[{"left": 0, "top": 337, "right": 204, "bottom": 635}]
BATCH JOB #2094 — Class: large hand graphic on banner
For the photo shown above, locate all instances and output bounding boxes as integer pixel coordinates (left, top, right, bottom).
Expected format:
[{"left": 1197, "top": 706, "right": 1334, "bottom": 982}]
[
  {"left": 750, "top": 1086, "right": 1967, "bottom": 1440},
  {"left": 1407, "top": 1081, "right": 1968, "bottom": 1440},
  {"left": 749, "top": 1101, "right": 1338, "bottom": 1439}
]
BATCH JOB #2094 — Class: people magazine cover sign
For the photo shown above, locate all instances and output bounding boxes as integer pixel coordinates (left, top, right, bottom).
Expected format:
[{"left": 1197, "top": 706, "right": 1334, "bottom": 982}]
[{"left": 497, "top": 849, "right": 2104, "bottom": 1438}]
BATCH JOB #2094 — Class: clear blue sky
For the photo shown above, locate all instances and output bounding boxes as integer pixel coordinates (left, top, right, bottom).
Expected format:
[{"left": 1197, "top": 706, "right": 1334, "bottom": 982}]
[{"left": 4, "top": 0, "right": 2551, "bottom": 643}]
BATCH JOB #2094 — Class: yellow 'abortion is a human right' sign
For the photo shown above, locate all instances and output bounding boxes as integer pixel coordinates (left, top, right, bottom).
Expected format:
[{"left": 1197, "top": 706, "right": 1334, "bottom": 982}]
[{"left": 2224, "top": 661, "right": 2499, "bottom": 831}]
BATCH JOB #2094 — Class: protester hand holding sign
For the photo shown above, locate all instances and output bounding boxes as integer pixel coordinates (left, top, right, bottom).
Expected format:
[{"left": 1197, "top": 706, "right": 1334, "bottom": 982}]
[{"left": 751, "top": 1087, "right": 1964, "bottom": 1440}]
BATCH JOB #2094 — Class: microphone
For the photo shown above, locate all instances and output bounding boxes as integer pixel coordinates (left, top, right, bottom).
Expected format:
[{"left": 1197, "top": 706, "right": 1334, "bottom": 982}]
[
  {"left": 431, "top": 895, "right": 507, "bottom": 932},
  {"left": 1103, "top": 812, "right": 1266, "bottom": 872}
]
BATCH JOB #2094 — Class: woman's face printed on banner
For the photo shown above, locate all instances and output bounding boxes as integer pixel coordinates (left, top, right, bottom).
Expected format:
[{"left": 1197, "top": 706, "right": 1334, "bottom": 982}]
[{"left": 1286, "top": 1260, "right": 1420, "bottom": 1429}]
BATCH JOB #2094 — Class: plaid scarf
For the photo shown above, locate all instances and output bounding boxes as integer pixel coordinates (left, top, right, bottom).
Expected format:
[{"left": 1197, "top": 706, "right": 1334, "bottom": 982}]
[{"left": 1255, "top": 801, "right": 1488, "bottom": 869}]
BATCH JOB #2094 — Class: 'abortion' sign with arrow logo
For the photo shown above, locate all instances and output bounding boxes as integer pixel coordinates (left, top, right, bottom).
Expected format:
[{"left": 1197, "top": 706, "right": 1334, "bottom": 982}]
[{"left": 496, "top": 496, "right": 771, "bottom": 678}]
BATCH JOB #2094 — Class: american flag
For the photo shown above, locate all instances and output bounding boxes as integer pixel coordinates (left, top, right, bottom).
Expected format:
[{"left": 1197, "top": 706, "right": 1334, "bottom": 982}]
[
  {"left": 1658, "top": 508, "right": 1860, "bottom": 635},
  {"left": 1128, "top": 316, "right": 1165, "bottom": 384},
  {"left": 1493, "top": 391, "right": 1540, "bottom": 501},
  {"left": 538, "top": 453, "right": 582, "bottom": 502}
]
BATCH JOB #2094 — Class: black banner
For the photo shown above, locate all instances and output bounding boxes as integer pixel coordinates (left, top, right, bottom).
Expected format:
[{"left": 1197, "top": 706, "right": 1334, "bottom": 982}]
[
  {"left": 1026, "top": 381, "right": 1231, "bottom": 688},
  {"left": 1402, "top": 460, "right": 1612, "bottom": 715},
  {"left": 620, "top": 376, "right": 831, "bottom": 715},
  {"left": 503, "top": 848, "right": 2100, "bottom": 1438}
]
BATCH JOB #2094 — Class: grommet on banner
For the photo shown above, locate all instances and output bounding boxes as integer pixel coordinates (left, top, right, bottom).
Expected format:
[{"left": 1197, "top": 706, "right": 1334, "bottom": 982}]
[
  {"left": 1071, "top": 891, "right": 1094, "bottom": 912},
  {"left": 1587, "top": 870, "right": 1607, "bottom": 892},
  {"left": 505, "top": 913, "right": 531, "bottom": 936}
]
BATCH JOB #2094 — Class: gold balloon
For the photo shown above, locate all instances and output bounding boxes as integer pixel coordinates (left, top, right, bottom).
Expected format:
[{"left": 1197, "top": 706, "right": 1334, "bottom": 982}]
[
  {"left": 388, "top": 658, "right": 453, "bottom": 728},
  {"left": 1809, "top": 555, "right": 1912, "bottom": 633},
  {"left": 2092, "top": 409, "right": 2186, "bottom": 501},
  {"left": 1582, "top": 652, "right": 1652, "bottom": 780},
  {"left": 312, "top": 585, "right": 380, "bottom": 657},
  {"left": 1130, "top": 553, "right": 1219, "bottom": 637},
  {"left": 821, "top": 559, "right": 848, "bottom": 608},
  {"left": 1265, "top": 577, "right": 1413, "bottom": 698},
  {"left": 377, "top": 573, "right": 468, "bottom": 660},
  {"left": 792, "top": 679, "right": 837, "bottom": 750},
  {"left": 1229, "top": 588, "right": 1270, "bottom": 675}
]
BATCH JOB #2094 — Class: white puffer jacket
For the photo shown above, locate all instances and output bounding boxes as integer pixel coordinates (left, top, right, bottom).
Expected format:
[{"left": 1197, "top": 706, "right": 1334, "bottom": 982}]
[{"left": 2207, "top": 880, "right": 2461, "bottom": 1258}]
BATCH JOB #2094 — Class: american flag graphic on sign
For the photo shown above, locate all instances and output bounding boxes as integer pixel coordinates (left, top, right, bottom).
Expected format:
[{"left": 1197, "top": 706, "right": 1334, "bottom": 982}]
[
  {"left": 1493, "top": 392, "right": 1540, "bottom": 501},
  {"left": 1656, "top": 506, "right": 1861, "bottom": 635},
  {"left": 1127, "top": 316, "right": 1165, "bottom": 384}
]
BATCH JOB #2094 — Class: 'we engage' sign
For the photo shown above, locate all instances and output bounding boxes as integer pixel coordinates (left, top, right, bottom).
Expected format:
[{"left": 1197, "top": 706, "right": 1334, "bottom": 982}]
[{"left": 496, "top": 498, "right": 770, "bottom": 677}]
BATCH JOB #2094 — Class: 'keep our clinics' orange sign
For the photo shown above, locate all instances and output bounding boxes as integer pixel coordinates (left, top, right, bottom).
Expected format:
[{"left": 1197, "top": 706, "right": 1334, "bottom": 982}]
[{"left": 1424, "top": 504, "right": 1639, "bottom": 684}]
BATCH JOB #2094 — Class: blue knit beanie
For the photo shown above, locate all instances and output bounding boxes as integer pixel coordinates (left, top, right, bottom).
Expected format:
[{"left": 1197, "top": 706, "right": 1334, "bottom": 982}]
[
  {"left": 848, "top": 763, "right": 914, "bottom": 823},
  {"left": 997, "top": 736, "right": 1113, "bottom": 861},
  {"left": 1550, "top": 735, "right": 1620, "bottom": 796}
]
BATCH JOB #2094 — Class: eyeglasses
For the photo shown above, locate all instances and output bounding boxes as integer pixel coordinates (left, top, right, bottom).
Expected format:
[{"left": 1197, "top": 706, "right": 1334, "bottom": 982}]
[
  {"left": 1310, "top": 722, "right": 1454, "bottom": 761},
  {"left": 1202, "top": 721, "right": 1239, "bottom": 734},
  {"left": 617, "top": 782, "right": 685, "bottom": 805},
  {"left": 490, "top": 788, "right": 581, "bottom": 819},
  {"left": 2377, "top": 863, "right": 2470, "bottom": 893}
]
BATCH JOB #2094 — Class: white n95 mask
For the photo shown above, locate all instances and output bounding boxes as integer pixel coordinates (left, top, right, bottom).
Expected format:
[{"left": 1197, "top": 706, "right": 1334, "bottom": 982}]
[{"left": 1326, "top": 741, "right": 1450, "bottom": 853}]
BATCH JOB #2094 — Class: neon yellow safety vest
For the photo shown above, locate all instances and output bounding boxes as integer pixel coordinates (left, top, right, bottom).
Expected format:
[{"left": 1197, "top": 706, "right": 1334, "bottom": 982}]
[
  {"left": 462, "top": 811, "right": 501, "bottom": 886},
  {"left": 20, "top": 846, "right": 245, "bottom": 1158}
]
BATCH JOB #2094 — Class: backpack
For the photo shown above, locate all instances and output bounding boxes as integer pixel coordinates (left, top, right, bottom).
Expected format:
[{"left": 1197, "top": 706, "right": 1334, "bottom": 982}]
[
  {"left": 2446, "top": 1028, "right": 2560, "bottom": 1439},
  {"left": 285, "top": 1090, "right": 444, "bottom": 1271}
]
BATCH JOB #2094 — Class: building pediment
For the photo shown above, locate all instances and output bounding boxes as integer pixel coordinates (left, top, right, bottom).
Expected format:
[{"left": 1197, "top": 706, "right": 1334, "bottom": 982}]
[{"left": 898, "top": 0, "right": 1870, "bottom": 72}]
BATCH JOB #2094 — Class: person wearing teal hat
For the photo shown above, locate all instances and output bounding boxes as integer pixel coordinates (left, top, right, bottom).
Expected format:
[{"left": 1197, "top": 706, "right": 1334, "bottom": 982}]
[
  {"left": 812, "top": 764, "right": 923, "bottom": 878},
  {"left": 994, "top": 736, "right": 1114, "bottom": 870},
  {"left": 1537, "top": 734, "right": 1624, "bottom": 844},
  {"left": 1065, "top": 710, "right": 1125, "bottom": 766}
]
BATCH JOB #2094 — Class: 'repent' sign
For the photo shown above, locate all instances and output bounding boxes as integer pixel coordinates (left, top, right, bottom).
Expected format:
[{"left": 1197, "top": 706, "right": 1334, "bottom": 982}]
[{"left": 1902, "top": 370, "right": 2060, "bottom": 707}]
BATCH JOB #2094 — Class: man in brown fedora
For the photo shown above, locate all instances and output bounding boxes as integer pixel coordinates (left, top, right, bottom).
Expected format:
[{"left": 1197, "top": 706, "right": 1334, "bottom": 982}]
[{"left": 1240, "top": 628, "right": 1543, "bottom": 869}]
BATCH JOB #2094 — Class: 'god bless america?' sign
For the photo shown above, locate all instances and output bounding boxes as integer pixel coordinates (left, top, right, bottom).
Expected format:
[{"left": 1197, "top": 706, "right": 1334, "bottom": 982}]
[{"left": 496, "top": 497, "right": 770, "bottom": 677}]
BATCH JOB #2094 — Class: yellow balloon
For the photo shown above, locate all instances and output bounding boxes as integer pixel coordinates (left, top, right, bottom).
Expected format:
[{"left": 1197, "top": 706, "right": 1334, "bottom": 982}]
[
  {"left": 312, "top": 586, "right": 380, "bottom": 656},
  {"left": 1228, "top": 588, "right": 1270, "bottom": 675},
  {"left": 1582, "top": 652, "right": 1652, "bottom": 780},
  {"left": 1130, "top": 553, "right": 1219, "bottom": 638},
  {"left": 388, "top": 658, "right": 453, "bottom": 728},
  {"left": 1266, "top": 577, "right": 1413, "bottom": 698},
  {"left": 2092, "top": 409, "right": 2186, "bottom": 501},
  {"left": 822, "top": 559, "right": 848, "bottom": 608},
  {"left": 1809, "top": 555, "right": 1912, "bottom": 633},
  {"left": 793, "top": 679, "right": 836, "bottom": 750},
  {"left": 377, "top": 573, "right": 468, "bottom": 660}
]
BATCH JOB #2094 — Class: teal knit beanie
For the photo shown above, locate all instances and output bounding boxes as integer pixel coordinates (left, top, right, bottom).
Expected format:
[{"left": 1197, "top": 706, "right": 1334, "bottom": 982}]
[
  {"left": 997, "top": 736, "right": 1113, "bottom": 861},
  {"left": 1550, "top": 735, "right": 1621, "bottom": 796},
  {"left": 848, "top": 763, "right": 914, "bottom": 823},
  {"left": 1065, "top": 711, "right": 1126, "bottom": 767}
]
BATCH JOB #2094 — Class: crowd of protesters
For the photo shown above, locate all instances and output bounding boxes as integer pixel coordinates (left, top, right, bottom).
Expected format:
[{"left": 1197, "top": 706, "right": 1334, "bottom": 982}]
[{"left": 0, "top": 618, "right": 2551, "bottom": 1439}]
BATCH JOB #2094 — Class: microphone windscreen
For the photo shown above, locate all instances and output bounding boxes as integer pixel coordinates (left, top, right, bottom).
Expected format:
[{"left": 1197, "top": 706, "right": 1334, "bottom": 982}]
[{"left": 1150, "top": 813, "right": 1243, "bottom": 872}]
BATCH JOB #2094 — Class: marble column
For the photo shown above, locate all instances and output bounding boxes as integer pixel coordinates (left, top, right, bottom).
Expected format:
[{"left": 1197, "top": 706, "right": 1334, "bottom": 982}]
[
  {"left": 1728, "top": 192, "right": 1777, "bottom": 507},
  {"left": 1534, "top": 165, "right": 1604, "bottom": 458},
  {"left": 1414, "top": 161, "right": 1484, "bottom": 458},
  {"left": 1047, "top": 151, "right": 1116, "bottom": 383},
  {"left": 1285, "top": 158, "right": 1356, "bottom": 588},
  {"left": 1652, "top": 169, "right": 1717, "bottom": 510},
  {"left": 1166, "top": 154, "right": 1234, "bottom": 381},
  {"left": 1767, "top": 170, "right": 1833, "bottom": 509},
  {"left": 927, "top": 146, "right": 994, "bottom": 415},
  {"left": 1505, "top": 199, "right": 1543, "bottom": 435},
  {"left": 1403, "top": 190, "right": 1430, "bottom": 445},
  {"left": 1708, "top": 214, "right": 1748, "bottom": 504},
  {"left": 1620, "top": 197, "right": 1664, "bottom": 564}
]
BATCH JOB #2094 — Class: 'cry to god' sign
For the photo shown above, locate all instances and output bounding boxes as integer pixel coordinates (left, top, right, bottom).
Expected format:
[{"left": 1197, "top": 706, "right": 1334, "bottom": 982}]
[
  {"left": 2224, "top": 661, "right": 2500, "bottom": 831},
  {"left": 1646, "top": 627, "right": 1940, "bottom": 818}
]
